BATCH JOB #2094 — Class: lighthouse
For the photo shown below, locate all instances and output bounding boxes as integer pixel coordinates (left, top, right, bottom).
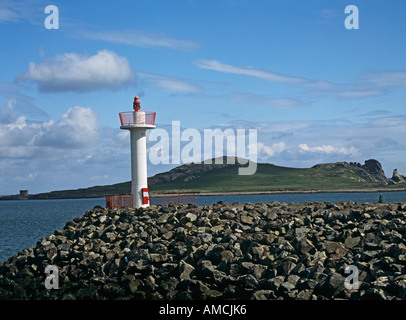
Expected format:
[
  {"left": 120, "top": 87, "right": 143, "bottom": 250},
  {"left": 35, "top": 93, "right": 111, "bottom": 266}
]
[{"left": 119, "top": 96, "right": 156, "bottom": 208}]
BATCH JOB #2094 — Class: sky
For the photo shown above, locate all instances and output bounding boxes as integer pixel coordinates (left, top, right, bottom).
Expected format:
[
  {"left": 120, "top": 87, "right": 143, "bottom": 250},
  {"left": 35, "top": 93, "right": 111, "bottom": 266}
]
[{"left": 1, "top": 0, "right": 406, "bottom": 194}]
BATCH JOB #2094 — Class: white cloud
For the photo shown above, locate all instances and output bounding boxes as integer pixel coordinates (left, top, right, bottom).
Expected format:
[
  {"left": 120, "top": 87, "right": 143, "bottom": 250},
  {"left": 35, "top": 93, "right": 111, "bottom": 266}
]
[
  {"left": 0, "top": 115, "right": 40, "bottom": 149},
  {"left": 226, "top": 92, "right": 306, "bottom": 110},
  {"left": 0, "top": 0, "right": 40, "bottom": 24},
  {"left": 298, "top": 143, "right": 357, "bottom": 155},
  {"left": 222, "top": 115, "right": 406, "bottom": 175},
  {"left": 359, "top": 70, "right": 406, "bottom": 88},
  {"left": 138, "top": 72, "right": 202, "bottom": 94},
  {"left": 195, "top": 59, "right": 406, "bottom": 103},
  {"left": 0, "top": 105, "right": 100, "bottom": 150},
  {"left": 194, "top": 59, "right": 339, "bottom": 91},
  {"left": 336, "top": 90, "right": 384, "bottom": 99},
  {"left": 0, "top": 6, "right": 19, "bottom": 23},
  {"left": 258, "top": 141, "right": 286, "bottom": 157},
  {"left": 0, "top": 81, "right": 49, "bottom": 121},
  {"left": 0, "top": 146, "right": 37, "bottom": 159},
  {"left": 328, "top": 70, "right": 406, "bottom": 99},
  {"left": 195, "top": 59, "right": 308, "bottom": 84},
  {"left": 18, "top": 50, "right": 135, "bottom": 92},
  {"left": 80, "top": 29, "right": 200, "bottom": 51},
  {"left": 0, "top": 104, "right": 131, "bottom": 193},
  {"left": 34, "top": 106, "right": 101, "bottom": 148}
]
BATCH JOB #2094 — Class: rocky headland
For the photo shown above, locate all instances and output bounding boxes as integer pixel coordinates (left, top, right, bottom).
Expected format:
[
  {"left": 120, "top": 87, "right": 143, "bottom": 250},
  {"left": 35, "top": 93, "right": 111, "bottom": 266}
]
[
  {"left": 312, "top": 159, "right": 390, "bottom": 185},
  {"left": 389, "top": 169, "right": 406, "bottom": 185},
  {"left": 1, "top": 201, "right": 406, "bottom": 300}
]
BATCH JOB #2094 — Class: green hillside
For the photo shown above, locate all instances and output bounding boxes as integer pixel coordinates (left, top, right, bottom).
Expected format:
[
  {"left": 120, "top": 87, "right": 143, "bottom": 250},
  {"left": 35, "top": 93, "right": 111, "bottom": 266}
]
[
  {"left": 29, "top": 182, "right": 131, "bottom": 200},
  {"left": 149, "top": 162, "right": 381, "bottom": 193}
]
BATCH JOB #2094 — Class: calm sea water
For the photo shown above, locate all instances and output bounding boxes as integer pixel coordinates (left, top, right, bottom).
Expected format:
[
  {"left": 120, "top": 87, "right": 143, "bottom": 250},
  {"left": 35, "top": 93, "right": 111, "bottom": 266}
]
[
  {"left": 0, "top": 198, "right": 105, "bottom": 263},
  {"left": 1, "top": 191, "right": 405, "bottom": 262}
]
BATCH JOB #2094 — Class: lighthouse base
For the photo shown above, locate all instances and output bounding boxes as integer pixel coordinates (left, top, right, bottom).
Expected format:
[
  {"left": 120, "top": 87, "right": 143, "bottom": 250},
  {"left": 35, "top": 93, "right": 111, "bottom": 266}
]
[
  {"left": 129, "top": 128, "right": 150, "bottom": 208},
  {"left": 132, "top": 183, "right": 150, "bottom": 208}
]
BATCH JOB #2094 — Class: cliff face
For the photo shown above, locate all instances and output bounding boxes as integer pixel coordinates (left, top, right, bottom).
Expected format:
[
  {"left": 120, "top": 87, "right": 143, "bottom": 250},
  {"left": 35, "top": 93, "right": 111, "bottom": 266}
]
[
  {"left": 360, "top": 159, "right": 389, "bottom": 185},
  {"left": 312, "top": 159, "right": 389, "bottom": 186}
]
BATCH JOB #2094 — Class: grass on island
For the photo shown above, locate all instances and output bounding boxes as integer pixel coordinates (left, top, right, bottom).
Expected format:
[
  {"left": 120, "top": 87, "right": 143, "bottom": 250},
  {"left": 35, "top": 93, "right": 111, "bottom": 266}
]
[{"left": 149, "top": 163, "right": 382, "bottom": 193}]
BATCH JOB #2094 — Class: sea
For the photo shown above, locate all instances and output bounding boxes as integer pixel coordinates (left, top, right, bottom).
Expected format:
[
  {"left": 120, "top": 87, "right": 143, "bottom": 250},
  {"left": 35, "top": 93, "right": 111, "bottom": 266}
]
[{"left": 1, "top": 191, "right": 405, "bottom": 262}]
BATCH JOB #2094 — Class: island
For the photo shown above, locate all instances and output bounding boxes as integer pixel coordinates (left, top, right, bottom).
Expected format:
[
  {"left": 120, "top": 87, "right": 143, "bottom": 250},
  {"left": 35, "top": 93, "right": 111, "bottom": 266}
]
[{"left": 1, "top": 158, "right": 405, "bottom": 200}]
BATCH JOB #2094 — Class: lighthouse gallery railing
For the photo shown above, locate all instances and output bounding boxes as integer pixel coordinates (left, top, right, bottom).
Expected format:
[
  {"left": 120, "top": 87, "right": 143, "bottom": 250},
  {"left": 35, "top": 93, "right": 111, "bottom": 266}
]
[{"left": 119, "top": 111, "right": 156, "bottom": 126}]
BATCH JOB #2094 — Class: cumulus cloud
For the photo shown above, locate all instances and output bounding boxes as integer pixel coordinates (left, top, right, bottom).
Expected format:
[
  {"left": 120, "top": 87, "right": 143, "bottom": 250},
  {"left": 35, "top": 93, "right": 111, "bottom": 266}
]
[
  {"left": 0, "top": 105, "right": 100, "bottom": 151},
  {"left": 18, "top": 50, "right": 135, "bottom": 92},
  {"left": 0, "top": 104, "right": 131, "bottom": 193},
  {"left": 34, "top": 106, "right": 100, "bottom": 148},
  {"left": 298, "top": 143, "right": 357, "bottom": 155},
  {"left": 258, "top": 141, "right": 286, "bottom": 157}
]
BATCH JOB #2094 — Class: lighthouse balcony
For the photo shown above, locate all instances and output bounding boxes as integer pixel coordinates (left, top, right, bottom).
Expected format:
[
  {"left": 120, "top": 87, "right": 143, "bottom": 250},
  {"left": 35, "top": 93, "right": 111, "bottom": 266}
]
[{"left": 119, "top": 111, "right": 156, "bottom": 129}]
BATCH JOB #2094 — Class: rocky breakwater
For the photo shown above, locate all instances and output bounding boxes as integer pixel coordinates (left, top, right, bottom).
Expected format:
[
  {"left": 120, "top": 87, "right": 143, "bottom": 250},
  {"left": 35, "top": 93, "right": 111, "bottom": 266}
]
[{"left": 1, "top": 201, "right": 406, "bottom": 300}]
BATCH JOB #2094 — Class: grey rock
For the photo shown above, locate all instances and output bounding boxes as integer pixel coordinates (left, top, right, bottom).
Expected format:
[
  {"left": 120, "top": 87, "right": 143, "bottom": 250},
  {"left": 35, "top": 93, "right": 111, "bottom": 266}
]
[
  {"left": 266, "top": 275, "right": 285, "bottom": 291},
  {"left": 186, "top": 212, "right": 198, "bottom": 222},
  {"left": 280, "top": 281, "right": 296, "bottom": 292},
  {"left": 179, "top": 260, "right": 195, "bottom": 280},
  {"left": 252, "top": 290, "right": 274, "bottom": 300},
  {"left": 157, "top": 213, "right": 173, "bottom": 224},
  {"left": 237, "top": 274, "right": 259, "bottom": 290},
  {"left": 241, "top": 215, "right": 254, "bottom": 225},
  {"left": 344, "top": 236, "right": 361, "bottom": 249}
]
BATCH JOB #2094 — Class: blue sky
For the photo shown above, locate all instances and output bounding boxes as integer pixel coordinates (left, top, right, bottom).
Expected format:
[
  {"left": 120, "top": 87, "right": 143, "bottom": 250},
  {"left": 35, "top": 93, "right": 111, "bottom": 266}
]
[{"left": 1, "top": 0, "right": 406, "bottom": 194}]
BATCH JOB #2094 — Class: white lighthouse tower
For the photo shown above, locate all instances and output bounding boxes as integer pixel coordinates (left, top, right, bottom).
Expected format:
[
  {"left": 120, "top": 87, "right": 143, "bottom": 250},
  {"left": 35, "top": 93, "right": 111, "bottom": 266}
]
[{"left": 119, "top": 96, "right": 156, "bottom": 208}]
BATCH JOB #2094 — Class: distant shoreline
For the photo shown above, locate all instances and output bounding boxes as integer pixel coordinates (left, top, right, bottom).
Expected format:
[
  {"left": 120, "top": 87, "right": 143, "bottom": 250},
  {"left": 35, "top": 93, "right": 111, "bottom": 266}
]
[
  {"left": 1, "top": 187, "right": 405, "bottom": 201},
  {"left": 151, "top": 187, "right": 406, "bottom": 197}
]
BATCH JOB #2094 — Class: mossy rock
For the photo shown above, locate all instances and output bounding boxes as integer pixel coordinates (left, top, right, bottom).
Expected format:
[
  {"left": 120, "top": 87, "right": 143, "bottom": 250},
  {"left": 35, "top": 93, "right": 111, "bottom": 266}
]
[{"left": 203, "top": 290, "right": 223, "bottom": 299}]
